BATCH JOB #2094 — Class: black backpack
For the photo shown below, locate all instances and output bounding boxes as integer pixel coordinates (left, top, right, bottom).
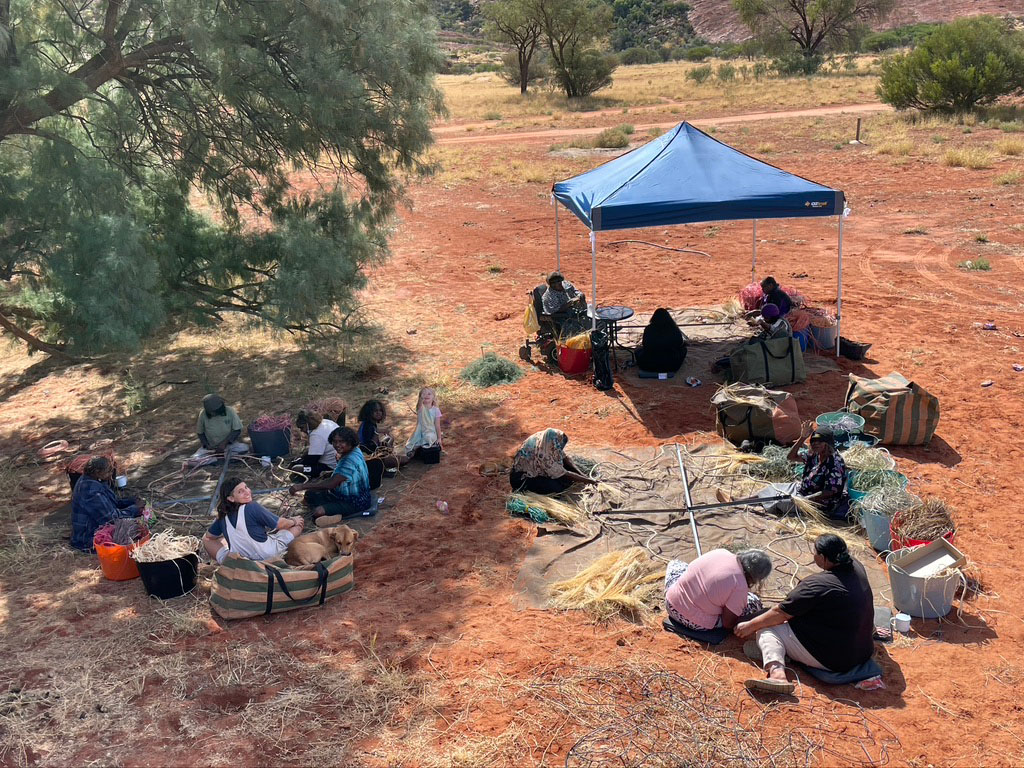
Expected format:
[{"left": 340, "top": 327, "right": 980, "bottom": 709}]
[{"left": 591, "top": 329, "right": 614, "bottom": 391}]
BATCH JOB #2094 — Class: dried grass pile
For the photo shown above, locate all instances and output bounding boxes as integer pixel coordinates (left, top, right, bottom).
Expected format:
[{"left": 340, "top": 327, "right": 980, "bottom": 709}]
[
  {"left": 857, "top": 487, "right": 920, "bottom": 519},
  {"left": 891, "top": 498, "right": 956, "bottom": 542},
  {"left": 460, "top": 352, "right": 525, "bottom": 388},
  {"left": 508, "top": 491, "right": 585, "bottom": 525},
  {"left": 131, "top": 530, "right": 201, "bottom": 562},
  {"left": 549, "top": 547, "right": 662, "bottom": 623},
  {"left": 840, "top": 443, "right": 896, "bottom": 472},
  {"left": 303, "top": 396, "right": 348, "bottom": 420},
  {"left": 743, "top": 445, "right": 798, "bottom": 482}
]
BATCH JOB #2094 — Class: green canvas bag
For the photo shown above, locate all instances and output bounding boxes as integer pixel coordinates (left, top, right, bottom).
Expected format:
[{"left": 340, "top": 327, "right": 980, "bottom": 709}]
[{"left": 728, "top": 336, "right": 806, "bottom": 387}]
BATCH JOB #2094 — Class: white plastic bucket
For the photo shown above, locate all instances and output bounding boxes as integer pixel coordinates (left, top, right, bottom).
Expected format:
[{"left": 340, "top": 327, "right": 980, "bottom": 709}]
[
  {"left": 886, "top": 550, "right": 958, "bottom": 619},
  {"left": 862, "top": 509, "right": 893, "bottom": 552}
]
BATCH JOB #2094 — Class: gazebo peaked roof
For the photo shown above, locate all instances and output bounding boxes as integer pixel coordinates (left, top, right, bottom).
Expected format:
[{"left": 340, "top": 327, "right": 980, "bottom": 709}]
[{"left": 551, "top": 122, "right": 845, "bottom": 232}]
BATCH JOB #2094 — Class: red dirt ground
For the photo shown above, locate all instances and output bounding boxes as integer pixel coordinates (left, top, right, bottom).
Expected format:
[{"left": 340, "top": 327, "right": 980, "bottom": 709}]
[{"left": 3, "top": 110, "right": 1024, "bottom": 766}]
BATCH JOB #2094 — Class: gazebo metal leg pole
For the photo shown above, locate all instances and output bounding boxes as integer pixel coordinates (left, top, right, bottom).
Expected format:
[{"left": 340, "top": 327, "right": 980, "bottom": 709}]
[
  {"left": 674, "top": 444, "right": 702, "bottom": 557},
  {"left": 590, "top": 230, "right": 597, "bottom": 331},
  {"left": 554, "top": 197, "right": 561, "bottom": 271},
  {"left": 751, "top": 219, "right": 757, "bottom": 282},
  {"left": 836, "top": 215, "right": 843, "bottom": 356},
  {"left": 206, "top": 454, "right": 232, "bottom": 518}
]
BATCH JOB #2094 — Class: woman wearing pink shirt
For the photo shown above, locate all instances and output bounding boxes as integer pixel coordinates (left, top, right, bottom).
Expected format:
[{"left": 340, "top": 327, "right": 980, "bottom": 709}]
[{"left": 664, "top": 548, "right": 772, "bottom": 631}]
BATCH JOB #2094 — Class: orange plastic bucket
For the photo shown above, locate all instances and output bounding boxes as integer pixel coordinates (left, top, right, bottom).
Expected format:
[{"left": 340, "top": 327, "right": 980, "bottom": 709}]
[
  {"left": 558, "top": 346, "right": 592, "bottom": 374},
  {"left": 95, "top": 535, "right": 149, "bottom": 581}
]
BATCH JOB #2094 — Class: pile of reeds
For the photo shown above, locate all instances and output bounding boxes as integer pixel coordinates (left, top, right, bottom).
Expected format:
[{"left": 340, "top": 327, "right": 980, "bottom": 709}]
[
  {"left": 508, "top": 491, "right": 586, "bottom": 525},
  {"left": 849, "top": 469, "right": 905, "bottom": 493},
  {"left": 840, "top": 443, "right": 896, "bottom": 472},
  {"left": 715, "top": 382, "right": 776, "bottom": 410},
  {"left": 548, "top": 548, "right": 662, "bottom": 623},
  {"left": 891, "top": 498, "right": 955, "bottom": 543},
  {"left": 561, "top": 331, "right": 592, "bottom": 350},
  {"left": 857, "top": 487, "right": 920, "bottom": 519},
  {"left": 742, "top": 445, "right": 798, "bottom": 482}
]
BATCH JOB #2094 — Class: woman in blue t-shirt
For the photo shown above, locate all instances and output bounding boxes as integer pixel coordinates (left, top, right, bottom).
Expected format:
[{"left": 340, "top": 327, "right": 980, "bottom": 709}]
[
  {"left": 202, "top": 478, "right": 305, "bottom": 563},
  {"left": 289, "top": 427, "right": 373, "bottom": 520}
]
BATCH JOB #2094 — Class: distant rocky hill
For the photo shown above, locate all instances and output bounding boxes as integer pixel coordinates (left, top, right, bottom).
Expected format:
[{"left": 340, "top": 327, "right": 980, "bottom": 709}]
[{"left": 687, "top": 0, "right": 1024, "bottom": 43}]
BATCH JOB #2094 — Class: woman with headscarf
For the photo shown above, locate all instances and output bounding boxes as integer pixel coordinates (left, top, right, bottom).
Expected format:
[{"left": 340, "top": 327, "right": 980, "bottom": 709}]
[
  {"left": 509, "top": 429, "right": 597, "bottom": 495},
  {"left": 719, "top": 422, "right": 850, "bottom": 520},
  {"left": 634, "top": 308, "right": 688, "bottom": 374},
  {"left": 712, "top": 303, "right": 792, "bottom": 375},
  {"left": 734, "top": 534, "right": 874, "bottom": 694}
]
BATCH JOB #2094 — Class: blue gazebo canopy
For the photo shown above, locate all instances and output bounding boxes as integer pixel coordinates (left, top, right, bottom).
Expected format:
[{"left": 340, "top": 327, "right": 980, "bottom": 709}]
[{"left": 552, "top": 122, "right": 844, "bottom": 231}]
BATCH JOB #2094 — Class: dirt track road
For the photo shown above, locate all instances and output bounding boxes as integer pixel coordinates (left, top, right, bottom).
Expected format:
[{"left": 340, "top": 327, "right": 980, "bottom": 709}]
[{"left": 435, "top": 101, "right": 890, "bottom": 145}]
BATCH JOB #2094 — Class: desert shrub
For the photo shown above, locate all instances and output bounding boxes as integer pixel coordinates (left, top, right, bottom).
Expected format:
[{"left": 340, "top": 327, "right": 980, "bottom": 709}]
[
  {"left": 593, "top": 127, "right": 631, "bottom": 148},
  {"left": 483, "top": 111, "right": 503, "bottom": 121},
  {"left": 877, "top": 16, "right": 1024, "bottom": 112},
  {"left": 684, "top": 45, "right": 714, "bottom": 61},
  {"left": 861, "top": 22, "right": 942, "bottom": 52},
  {"left": 773, "top": 52, "right": 823, "bottom": 75},
  {"left": 618, "top": 123, "right": 635, "bottom": 134},
  {"left": 957, "top": 258, "right": 991, "bottom": 271},
  {"left": 557, "top": 49, "right": 617, "bottom": 98},
  {"left": 716, "top": 63, "right": 736, "bottom": 82},
  {"left": 670, "top": 45, "right": 689, "bottom": 61},
  {"left": 995, "top": 170, "right": 1022, "bottom": 185},
  {"left": 461, "top": 353, "right": 525, "bottom": 387},
  {"left": 687, "top": 65, "right": 713, "bottom": 84},
  {"left": 620, "top": 47, "right": 659, "bottom": 65}
]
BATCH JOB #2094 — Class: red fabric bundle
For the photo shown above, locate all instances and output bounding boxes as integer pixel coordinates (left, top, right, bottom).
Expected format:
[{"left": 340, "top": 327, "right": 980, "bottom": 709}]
[{"left": 739, "top": 283, "right": 763, "bottom": 311}]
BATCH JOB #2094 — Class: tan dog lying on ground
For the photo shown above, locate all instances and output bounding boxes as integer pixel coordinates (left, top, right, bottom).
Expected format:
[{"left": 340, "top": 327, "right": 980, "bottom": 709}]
[{"left": 284, "top": 524, "right": 359, "bottom": 566}]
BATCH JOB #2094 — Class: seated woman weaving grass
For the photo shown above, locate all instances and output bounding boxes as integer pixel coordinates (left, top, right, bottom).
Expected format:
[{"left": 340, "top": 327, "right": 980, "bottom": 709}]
[
  {"left": 71, "top": 457, "right": 143, "bottom": 552},
  {"left": 203, "top": 478, "right": 304, "bottom": 563},
  {"left": 510, "top": 428, "right": 597, "bottom": 495},
  {"left": 357, "top": 399, "right": 408, "bottom": 469},
  {"left": 712, "top": 303, "right": 792, "bottom": 375},
  {"left": 290, "top": 427, "right": 373, "bottom": 520},
  {"left": 735, "top": 535, "right": 874, "bottom": 695},
  {"left": 664, "top": 548, "right": 772, "bottom": 632},
  {"left": 289, "top": 409, "right": 340, "bottom": 478},
  {"left": 718, "top": 423, "right": 849, "bottom": 520}
]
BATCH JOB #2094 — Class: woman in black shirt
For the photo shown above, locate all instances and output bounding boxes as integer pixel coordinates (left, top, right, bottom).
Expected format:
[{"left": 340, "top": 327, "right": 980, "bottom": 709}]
[{"left": 634, "top": 308, "right": 687, "bottom": 373}]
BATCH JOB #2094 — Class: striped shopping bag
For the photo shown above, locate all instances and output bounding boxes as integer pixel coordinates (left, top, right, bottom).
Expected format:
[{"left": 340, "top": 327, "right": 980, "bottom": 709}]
[
  {"left": 844, "top": 372, "right": 940, "bottom": 446},
  {"left": 210, "top": 552, "right": 354, "bottom": 620}
]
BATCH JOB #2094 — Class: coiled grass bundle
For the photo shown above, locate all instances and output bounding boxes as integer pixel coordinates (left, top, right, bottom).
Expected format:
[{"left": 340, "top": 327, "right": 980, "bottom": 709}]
[
  {"left": 858, "top": 487, "right": 920, "bottom": 518},
  {"left": 840, "top": 443, "right": 896, "bottom": 472},
  {"left": 549, "top": 548, "right": 662, "bottom": 623},
  {"left": 742, "top": 445, "right": 799, "bottom": 482},
  {"left": 131, "top": 530, "right": 201, "bottom": 562},
  {"left": 508, "top": 492, "right": 585, "bottom": 525},
  {"left": 849, "top": 469, "right": 905, "bottom": 493}
]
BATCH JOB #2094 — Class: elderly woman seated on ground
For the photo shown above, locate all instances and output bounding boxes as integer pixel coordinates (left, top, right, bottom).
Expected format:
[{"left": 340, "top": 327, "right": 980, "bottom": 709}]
[
  {"left": 510, "top": 428, "right": 597, "bottom": 495},
  {"left": 664, "top": 548, "right": 772, "bottom": 632},
  {"left": 719, "top": 422, "right": 849, "bottom": 521},
  {"left": 289, "top": 427, "right": 374, "bottom": 522},
  {"left": 71, "top": 456, "right": 143, "bottom": 552},
  {"left": 203, "top": 478, "right": 304, "bottom": 563},
  {"left": 734, "top": 534, "right": 874, "bottom": 695}
]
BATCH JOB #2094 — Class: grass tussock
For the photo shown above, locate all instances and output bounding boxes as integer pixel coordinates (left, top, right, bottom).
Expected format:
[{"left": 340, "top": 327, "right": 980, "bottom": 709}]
[
  {"left": 875, "top": 139, "right": 915, "bottom": 156},
  {"left": 460, "top": 352, "right": 524, "bottom": 388},
  {"left": 942, "top": 147, "right": 995, "bottom": 169},
  {"left": 995, "top": 170, "right": 1022, "bottom": 185},
  {"left": 958, "top": 258, "right": 991, "bottom": 271},
  {"left": 995, "top": 138, "right": 1024, "bottom": 156}
]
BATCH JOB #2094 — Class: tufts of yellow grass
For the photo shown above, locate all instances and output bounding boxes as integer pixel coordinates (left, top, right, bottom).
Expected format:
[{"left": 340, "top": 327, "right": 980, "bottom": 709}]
[
  {"left": 874, "top": 138, "right": 915, "bottom": 156},
  {"left": 942, "top": 147, "right": 995, "bottom": 169},
  {"left": 549, "top": 547, "right": 662, "bottom": 623},
  {"left": 995, "top": 138, "right": 1024, "bottom": 156}
]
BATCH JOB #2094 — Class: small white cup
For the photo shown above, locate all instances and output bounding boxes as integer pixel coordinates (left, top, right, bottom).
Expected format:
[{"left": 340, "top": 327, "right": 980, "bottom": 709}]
[
  {"left": 891, "top": 613, "right": 911, "bottom": 633},
  {"left": 115, "top": 474, "right": 128, "bottom": 488}
]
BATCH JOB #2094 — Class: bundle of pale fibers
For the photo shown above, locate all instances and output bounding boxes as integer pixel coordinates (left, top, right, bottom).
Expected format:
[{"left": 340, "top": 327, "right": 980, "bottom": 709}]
[{"left": 549, "top": 548, "right": 662, "bottom": 623}]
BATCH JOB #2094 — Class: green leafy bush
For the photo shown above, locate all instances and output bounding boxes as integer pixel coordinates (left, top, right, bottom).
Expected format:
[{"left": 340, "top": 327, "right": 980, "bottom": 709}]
[
  {"left": 461, "top": 353, "right": 525, "bottom": 387},
  {"left": 684, "top": 45, "right": 714, "bottom": 61},
  {"left": 877, "top": 16, "right": 1024, "bottom": 112},
  {"left": 861, "top": 22, "right": 942, "bottom": 52},
  {"left": 773, "top": 52, "right": 823, "bottom": 76},
  {"left": 687, "top": 65, "right": 713, "bottom": 84},
  {"left": 717, "top": 63, "right": 737, "bottom": 82},
  {"left": 558, "top": 49, "right": 617, "bottom": 99},
  {"left": 620, "top": 46, "right": 659, "bottom": 65}
]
